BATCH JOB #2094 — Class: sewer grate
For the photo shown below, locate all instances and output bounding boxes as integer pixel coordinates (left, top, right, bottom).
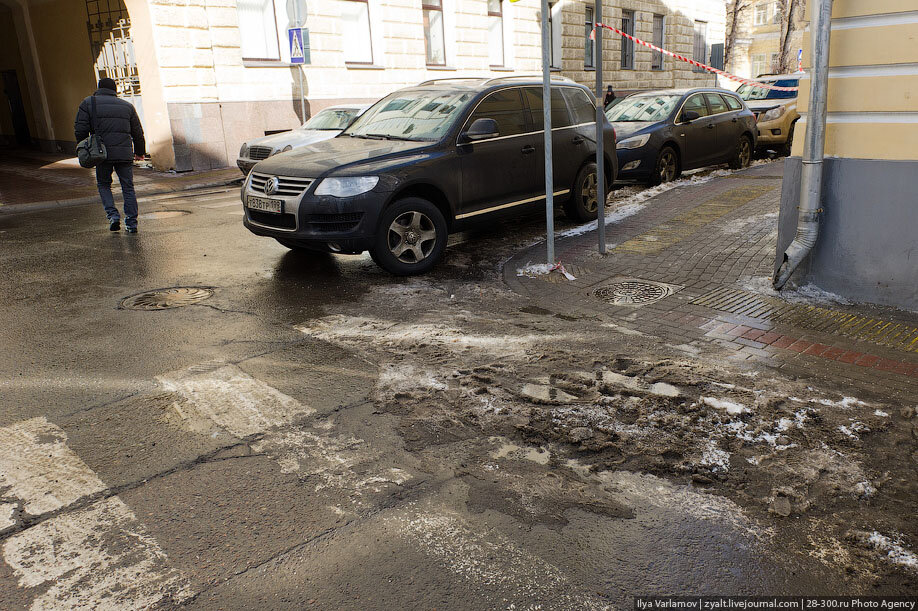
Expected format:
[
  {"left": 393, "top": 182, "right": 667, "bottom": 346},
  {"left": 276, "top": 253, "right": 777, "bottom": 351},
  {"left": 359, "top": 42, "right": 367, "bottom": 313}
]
[
  {"left": 120, "top": 287, "right": 214, "bottom": 310},
  {"left": 592, "top": 279, "right": 680, "bottom": 306},
  {"left": 693, "top": 286, "right": 918, "bottom": 353},
  {"left": 137, "top": 210, "right": 191, "bottom": 220}
]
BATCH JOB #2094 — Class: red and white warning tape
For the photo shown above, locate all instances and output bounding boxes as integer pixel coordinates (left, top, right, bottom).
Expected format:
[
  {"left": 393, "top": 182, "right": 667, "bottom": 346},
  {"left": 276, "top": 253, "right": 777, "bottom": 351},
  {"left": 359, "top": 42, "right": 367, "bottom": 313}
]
[{"left": 594, "top": 22, "right": 800, "bottom": 92}]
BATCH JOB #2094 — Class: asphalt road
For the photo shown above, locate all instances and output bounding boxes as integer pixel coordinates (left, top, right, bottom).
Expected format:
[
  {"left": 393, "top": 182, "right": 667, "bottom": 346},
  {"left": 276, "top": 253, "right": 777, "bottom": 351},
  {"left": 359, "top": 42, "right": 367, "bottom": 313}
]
[{"left": 0, "top": 184, "right": 896, "bottom": 609}]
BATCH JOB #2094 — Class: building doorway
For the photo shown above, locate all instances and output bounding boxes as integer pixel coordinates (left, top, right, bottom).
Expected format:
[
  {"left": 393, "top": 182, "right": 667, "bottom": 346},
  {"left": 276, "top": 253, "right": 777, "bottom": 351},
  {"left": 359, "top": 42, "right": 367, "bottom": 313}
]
[
  {"left": 86, "top": 0, "right": 145, "bottom": 127},
  {"left": 2, "top": 69, "right": 31, "bottom": 146}
]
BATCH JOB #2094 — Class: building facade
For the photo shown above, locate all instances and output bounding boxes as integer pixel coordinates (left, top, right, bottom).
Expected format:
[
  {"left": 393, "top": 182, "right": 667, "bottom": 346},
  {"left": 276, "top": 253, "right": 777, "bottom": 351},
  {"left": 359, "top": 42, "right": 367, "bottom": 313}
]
[
  {"left": 775, "top": 0, "right": 918, "bottom": 310},
  {"left": 0, "top": 0, "right": 725, "bottom": 172},
  {"left": 726, "top": 0, "right": 804, "bottom": 79}
]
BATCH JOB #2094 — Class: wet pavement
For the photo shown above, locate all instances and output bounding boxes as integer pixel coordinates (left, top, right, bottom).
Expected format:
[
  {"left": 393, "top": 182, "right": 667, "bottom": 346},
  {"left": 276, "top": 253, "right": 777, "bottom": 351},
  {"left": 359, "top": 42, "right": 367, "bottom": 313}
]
[{"left": 1, "top": 160, "right": 916, "bottom": 609}]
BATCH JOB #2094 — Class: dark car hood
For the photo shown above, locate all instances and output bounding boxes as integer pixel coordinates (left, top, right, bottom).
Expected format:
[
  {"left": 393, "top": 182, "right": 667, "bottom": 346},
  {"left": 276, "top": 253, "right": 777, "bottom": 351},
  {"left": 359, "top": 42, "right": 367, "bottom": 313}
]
[
  {"left": 609, "top": 121, "right": 657, "bottom": 140},
  {"left": 251, "top": 136, "right": 430, "bottom": 177}
]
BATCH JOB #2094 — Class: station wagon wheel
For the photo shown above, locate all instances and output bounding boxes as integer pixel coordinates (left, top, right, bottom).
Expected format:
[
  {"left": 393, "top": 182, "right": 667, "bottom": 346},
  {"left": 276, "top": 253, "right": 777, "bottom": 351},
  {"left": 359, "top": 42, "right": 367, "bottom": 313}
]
[
  {"left": 649, "top": 146, "right": 678, "bottom": 186},
  {"left": 564, "top": 162, "right": 606, "bottom": 223},
  {"left": 729, "top": 135, "right": 753, "bottom": 169},
  {"left": 370, "top": 197, "right": 447, "bottom": 275}
]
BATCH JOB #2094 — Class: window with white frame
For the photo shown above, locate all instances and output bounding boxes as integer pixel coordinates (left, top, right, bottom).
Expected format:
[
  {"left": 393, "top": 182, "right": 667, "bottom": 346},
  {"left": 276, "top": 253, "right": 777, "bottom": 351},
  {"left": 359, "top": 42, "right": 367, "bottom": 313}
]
[
  {"left": 237, "top": 0, "right": 280, "bottom": 61},
  {"left": 488, "top": 0, "right": 504, "bottom": 67},
  {"left": 584, "top": 5, "right": 595, "bottom": 68},
  {"left": 772, "top": 2, "right": 781, "bottom": 23},
  {"left": 692, "top": 20, "right": 707, "bottom": 72},
  {"left": 770, "top": 52, "right": 779, "bottom": 72},
  {"left": 549, "top": 2, "right": 561, "bottom": 69},
  {"left": 754, "top": 3, "right": 768, "bottom": 26},
  {"left": 423, "top": 0, "right": 446, "bottom": 66},
  {"left": 342, "top": 0, "right": 374, "bottom": 64},
  {"left": 752, "top": 53, "right": 767, "bottom": 77},
  {"left": 651, "top": 13, "right": 664, "bottom": 70}
]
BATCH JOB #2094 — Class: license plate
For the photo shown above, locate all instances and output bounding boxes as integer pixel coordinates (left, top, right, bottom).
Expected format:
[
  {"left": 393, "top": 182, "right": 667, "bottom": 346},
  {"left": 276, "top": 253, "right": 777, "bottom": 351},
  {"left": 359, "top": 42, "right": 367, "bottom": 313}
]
[{"left": 246, "top": 196, "right": 283, "bottom": 214}]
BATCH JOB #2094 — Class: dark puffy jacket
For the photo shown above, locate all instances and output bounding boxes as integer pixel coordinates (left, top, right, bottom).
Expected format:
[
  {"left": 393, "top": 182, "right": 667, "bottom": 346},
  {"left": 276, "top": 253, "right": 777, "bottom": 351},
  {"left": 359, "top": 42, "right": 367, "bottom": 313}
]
[{"left": 74, "top": 88, "right": 145, "bottom": 162}]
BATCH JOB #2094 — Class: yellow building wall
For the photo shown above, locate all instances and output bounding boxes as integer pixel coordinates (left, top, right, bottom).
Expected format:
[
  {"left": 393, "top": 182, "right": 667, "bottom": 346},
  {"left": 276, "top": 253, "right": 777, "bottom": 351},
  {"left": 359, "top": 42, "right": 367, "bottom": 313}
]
[
  {"left": 28, "top": 0, "right": 97, "bottom": 143},
  {"left": 0, "top": 8, "right": 36, "bottom": 139},
  {"left": 792, "top": 3, "right": 918, "bottom": 160}
]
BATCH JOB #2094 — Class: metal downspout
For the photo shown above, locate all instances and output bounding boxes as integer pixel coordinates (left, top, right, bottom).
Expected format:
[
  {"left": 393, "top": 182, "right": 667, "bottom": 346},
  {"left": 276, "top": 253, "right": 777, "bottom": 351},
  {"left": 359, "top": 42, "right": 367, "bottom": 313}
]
[{"left": 773, "top": 0, "right": 834, "bottom": 290}]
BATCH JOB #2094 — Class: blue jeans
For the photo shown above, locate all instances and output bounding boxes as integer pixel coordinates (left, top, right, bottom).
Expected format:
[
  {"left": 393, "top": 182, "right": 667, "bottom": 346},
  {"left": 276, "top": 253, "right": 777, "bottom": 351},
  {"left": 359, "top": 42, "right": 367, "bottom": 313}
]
[{"left": 96, "top": 162, "right": 137, "bottom": 228}]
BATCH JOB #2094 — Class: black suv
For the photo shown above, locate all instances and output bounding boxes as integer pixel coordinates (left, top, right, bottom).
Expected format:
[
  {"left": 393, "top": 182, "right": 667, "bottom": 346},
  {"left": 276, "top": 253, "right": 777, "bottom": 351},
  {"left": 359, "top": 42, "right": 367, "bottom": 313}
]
[{"left": 242, "top": 76, "right": 617, "bottom": 275}]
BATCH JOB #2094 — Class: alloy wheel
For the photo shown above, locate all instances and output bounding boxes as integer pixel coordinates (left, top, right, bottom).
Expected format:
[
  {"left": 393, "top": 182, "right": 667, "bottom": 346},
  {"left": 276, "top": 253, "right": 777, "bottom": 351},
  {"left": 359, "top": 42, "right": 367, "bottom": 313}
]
[
  {"left": 658, "top": 150, "right": 677, "bottom": 183},
  {"left": 739, "top": 138, "right": 751, "bottom": 167},
  {"left": 387, "top": 211, "right": 438, "bottom": 264},
  {"left": 580, "top": 171, "right": 599, "bottom": 214}
]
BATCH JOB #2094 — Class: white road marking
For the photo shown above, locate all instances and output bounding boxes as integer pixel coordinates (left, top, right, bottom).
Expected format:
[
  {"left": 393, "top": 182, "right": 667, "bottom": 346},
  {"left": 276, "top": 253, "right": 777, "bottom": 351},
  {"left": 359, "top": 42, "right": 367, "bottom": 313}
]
[
  {"left": 0, "top": 417, "right": 106, "bottom": 515},
  {"left": 158, "top": 364, "right": 314, "bottom": 437},
  {"left": 0, "top": 418, "right": 191, "bottom": 609},
  {"left": 394, "top": 510, "right": 610, "bottom": 610},
  {"left": 3, "top": 497, "right": 191, "bottom": 610}
]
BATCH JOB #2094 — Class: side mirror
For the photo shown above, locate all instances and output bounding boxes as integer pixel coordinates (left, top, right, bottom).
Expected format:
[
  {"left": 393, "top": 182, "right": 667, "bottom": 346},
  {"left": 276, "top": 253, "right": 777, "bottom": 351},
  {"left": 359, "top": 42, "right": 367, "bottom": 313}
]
[
  {"left": 461, "top": 118, "right": 499, "bottom": 142},
  {"left": 682, "top": 110, "right": 701, "bottom": 123}
]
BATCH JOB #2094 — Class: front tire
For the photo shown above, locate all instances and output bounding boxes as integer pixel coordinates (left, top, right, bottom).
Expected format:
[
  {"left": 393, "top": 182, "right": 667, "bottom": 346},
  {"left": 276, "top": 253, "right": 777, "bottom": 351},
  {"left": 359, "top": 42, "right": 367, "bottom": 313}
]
[
  {"left": 564, "top": 162, "right": 607, "bottom": 222},
  {"left": 779, "top": 122, "right": 796, "bottom": 157},
  {"left": 369, "top": 197, "right": 447, "bottom": 275},
  {"left": 729, "top": 135, "right": 753, "bottom": 170},
  {"left": 647, "top": 146, "right": 679, "bottom": 186}
]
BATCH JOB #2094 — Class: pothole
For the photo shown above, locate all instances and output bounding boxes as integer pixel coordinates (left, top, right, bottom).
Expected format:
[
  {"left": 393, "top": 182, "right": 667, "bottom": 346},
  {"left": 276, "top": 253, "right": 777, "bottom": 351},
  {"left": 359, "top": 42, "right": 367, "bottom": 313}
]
[
  {"left": 592, "top": 279, "right": 680, "bottom": 306},
  {"left": 120, "top": 287, "right": 214, "bottom": 310},
  {"left": 137, "top": 210, "right": 191, "bottom": 220}
]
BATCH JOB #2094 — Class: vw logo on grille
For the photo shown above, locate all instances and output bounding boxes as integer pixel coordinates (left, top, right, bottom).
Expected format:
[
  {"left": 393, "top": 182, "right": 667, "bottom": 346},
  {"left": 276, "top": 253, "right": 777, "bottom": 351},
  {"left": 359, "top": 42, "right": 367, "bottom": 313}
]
[{"left": 264, "top": 177, "right": 279, "bottom": 196}]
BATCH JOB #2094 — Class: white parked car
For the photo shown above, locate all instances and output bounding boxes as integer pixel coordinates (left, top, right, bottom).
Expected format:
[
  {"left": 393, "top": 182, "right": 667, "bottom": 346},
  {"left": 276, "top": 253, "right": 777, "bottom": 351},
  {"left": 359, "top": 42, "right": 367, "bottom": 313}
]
[{"left": 236, "top": 104, "right": 369, "bottom": 174}]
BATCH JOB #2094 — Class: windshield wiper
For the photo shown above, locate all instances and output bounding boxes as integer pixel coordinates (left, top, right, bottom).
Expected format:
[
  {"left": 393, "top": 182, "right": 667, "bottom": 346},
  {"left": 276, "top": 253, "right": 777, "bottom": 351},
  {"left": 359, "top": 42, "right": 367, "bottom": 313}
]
[{"left": 364, "top": 133, "right": 419, "bottom": 141}]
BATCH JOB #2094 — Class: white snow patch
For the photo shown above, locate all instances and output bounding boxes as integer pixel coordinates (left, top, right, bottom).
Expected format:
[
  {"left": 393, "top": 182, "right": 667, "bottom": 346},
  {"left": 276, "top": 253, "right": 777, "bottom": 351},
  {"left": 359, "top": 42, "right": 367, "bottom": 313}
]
[
  {"left": 516, "top": 262, "right": 576, "bottom": 280},
  {"left": 557, "top": 201, "right": 647, "bottom": 238},
  {"left": 378, "top": 363, "right": 447, "bottom": 392},
  {"left": 700, "top": 440, "right": 731, "bottom": 473},
  {"left": 867, "top": 532, "right": 918, "bottom": 570},
  {"left": 819, "top": 396, "right": 868, "bottom": 409},
  {"left": 742, "top": 276, "right": 853, "bottom": 306},
  {"left": 158, "top": 364, "right": 314, "bottom": 437},
  {"left": 838, "top": 421, "right": 869, "bottom": 441},
  {"left": 702, "top": 396, "right": 748, "bottom": 415},
  {"left": 394, "top": 510, "right": 609, "bottom": 610},
  {"left": 0, "top": 417, "right": 107, "bottom": 515},
  {"left": 2, "top": 497, "right": 191, "bottom": 610}
]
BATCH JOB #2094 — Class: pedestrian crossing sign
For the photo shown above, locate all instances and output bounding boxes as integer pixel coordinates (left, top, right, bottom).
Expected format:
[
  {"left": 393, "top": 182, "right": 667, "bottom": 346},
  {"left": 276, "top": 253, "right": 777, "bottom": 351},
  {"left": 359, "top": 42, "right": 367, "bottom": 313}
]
[{"left": 288, "top": 27, "right": 310, "bottom": 65}]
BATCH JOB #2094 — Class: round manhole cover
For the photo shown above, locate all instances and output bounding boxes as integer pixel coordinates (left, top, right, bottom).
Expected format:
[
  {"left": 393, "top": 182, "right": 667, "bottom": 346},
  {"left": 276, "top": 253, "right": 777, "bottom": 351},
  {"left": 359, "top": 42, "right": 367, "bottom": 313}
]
[
  {"left": 137, "top": 210, "right": 190, "bottom": 220},
  {"left": 120, "top": 287, "right": 214, "bottom": 310},
  {"left": 592, "top": 281, "right": 671, "bottom": 306}
]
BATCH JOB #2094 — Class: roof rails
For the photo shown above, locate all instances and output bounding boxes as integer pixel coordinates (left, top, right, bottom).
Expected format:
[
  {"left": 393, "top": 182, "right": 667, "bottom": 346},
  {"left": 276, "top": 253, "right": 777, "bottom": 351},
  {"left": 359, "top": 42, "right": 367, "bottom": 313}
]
[{"left": 416, "top": 74, "right": 576, "bottom": 87}]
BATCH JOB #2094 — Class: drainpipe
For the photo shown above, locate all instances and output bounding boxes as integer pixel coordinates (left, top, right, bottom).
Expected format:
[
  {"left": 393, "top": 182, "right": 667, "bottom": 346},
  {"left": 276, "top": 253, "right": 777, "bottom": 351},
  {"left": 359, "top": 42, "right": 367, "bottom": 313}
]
[{"left": 773, "top": 0, "right": 833, "bottom": 290}]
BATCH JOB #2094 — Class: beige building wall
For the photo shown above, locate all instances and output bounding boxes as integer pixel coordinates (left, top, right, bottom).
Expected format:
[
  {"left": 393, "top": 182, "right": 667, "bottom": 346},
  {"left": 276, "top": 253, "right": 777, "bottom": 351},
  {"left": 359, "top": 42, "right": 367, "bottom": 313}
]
[
  {"left": 727, "top": 0, "right": 804, "bottom": 79},
  {"left": 792, "top": 0, "right": 918, "bottom": 160}
]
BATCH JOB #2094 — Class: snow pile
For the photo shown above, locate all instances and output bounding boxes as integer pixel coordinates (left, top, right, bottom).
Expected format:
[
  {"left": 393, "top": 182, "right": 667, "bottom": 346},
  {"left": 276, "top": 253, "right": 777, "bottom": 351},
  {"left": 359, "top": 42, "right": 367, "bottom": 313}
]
[
  {"left": 702, "top": 396, "right": 748, "bottom": 415},
  {"left": 867, "top": 532, "right": 918, "bottom": 570},
  {"left": 700, "top": 440, "right": 731, "bottom": 473},
  {"left": 516, "top": 262, "right": 576, "bottom": 281},
  {"left": 742, "top": 276, "right": 853, "bottom": 306}
]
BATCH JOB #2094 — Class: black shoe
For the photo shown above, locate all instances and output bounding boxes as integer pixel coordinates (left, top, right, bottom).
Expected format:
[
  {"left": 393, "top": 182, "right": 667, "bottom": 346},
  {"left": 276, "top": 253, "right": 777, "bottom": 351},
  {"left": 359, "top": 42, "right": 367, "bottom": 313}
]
[
  {"left": 109, "top": 219, "right": 120, "bottom": 231},
  {"left": 125, "top": 226, "right": 137, "bottom": 234}
]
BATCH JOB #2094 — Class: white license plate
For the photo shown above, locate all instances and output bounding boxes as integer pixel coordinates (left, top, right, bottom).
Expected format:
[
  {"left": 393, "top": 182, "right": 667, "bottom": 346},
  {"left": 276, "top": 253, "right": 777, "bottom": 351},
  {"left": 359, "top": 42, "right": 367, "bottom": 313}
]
[{"left": 246, "top": 196, "right": 283, "bottom": 214}]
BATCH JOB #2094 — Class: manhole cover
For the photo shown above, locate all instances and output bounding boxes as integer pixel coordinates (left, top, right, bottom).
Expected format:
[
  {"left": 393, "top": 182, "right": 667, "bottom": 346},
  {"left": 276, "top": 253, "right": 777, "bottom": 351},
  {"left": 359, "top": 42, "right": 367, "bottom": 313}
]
[
  {"left": 592, "top": 279, "right": 679, "bottom": 306},
  {"left": 137, "top": 210, "right": 190, "bottom": 220},
  {"left": 120, "top": 287, "right": 214, "bottom": 310}
]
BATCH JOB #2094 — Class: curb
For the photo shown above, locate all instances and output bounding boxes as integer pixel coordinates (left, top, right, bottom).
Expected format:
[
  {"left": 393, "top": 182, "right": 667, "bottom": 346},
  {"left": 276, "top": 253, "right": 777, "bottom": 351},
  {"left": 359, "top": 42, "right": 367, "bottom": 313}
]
[{"left": 0, "top": 176, "right": 243, "bottom": 216}]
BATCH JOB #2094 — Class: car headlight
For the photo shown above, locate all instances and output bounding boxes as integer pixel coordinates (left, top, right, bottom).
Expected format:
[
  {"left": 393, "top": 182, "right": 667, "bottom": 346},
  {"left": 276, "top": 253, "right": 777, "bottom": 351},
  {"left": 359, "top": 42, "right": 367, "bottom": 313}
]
[
  {"left": 239, "top": 143, "right": 249, "bottom": 157},
  {"left": 314, "top": 176, "right": 379, "bottom": 198},
  {"left": 616, "top": 134, "right": 651, "bottom": 150},
  {"left": 761, "top": 106, "right": 785, "bottom": 122},
  {"left": 281, "top": 145, "right": 293, "bottom": 152}
]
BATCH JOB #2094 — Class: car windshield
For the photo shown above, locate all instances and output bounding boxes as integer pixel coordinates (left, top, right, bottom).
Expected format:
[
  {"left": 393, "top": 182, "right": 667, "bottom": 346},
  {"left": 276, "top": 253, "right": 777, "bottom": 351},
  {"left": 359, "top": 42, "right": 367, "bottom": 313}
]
[
  {"left": 342, "top": 89, "right": 474, "bottom": 141},
  {"left": 606, "top": 94, "right": 681, "bottom": 122},
  {"left": 736, "top": 79, "right": 799, "bottom": 100},
  {"left": 300, "top": 108, "right": 362, "bottom": 131}
]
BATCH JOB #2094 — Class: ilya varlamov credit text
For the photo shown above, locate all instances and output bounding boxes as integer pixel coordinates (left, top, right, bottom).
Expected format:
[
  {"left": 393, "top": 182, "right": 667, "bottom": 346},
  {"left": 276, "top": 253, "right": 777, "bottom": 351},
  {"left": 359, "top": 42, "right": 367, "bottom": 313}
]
[{"left": 635, "top": 600, "right": 917, "bottom": 610}]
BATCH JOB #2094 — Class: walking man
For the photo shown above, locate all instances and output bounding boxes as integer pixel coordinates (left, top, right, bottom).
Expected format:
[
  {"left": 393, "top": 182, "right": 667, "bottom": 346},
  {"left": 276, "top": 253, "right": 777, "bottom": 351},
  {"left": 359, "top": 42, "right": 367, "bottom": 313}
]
[{"left": 74, "top": 77, "right": 146, "bottom": 233}]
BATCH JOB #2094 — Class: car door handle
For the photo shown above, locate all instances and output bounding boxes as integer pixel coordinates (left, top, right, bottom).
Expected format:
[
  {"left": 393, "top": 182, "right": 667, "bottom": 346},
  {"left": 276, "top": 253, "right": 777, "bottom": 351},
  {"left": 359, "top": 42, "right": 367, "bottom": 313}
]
[
  {"left": 572, "top": 136, "right": 585, "bottom": 145},
  {"left": 521, "top": 145, "right": 535, "bottom": 154},
  {"left": 705, "top": 123, "right": 715, "bottom": 129},
  {"left": 731, "top": 117, "right": 738, "bottom": 123}
]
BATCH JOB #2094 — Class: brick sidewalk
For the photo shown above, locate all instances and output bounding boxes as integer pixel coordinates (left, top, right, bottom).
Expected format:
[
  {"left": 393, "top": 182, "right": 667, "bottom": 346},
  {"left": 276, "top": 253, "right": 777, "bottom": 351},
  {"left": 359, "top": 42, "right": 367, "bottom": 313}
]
[
  {"left": 504, "top": 160, "right": 918, "bottom": 398},
  {"left": 0, "top": 149, "right": 241, "bottom": 212}
]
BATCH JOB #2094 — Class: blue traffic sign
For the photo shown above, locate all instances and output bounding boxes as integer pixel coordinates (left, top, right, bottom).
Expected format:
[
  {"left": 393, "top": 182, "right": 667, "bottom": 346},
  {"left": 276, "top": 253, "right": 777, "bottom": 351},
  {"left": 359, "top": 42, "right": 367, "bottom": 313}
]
[{"left": 288, "top": 27, "right": 310, "bottom": 65}]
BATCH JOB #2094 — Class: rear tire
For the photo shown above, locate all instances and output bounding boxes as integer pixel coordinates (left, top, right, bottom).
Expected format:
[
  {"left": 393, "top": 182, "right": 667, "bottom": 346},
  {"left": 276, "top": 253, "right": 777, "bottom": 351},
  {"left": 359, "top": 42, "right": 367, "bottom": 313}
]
[
  {"left": 369, "top": 197, "right": 447, "bottom": 276},
  {"left": 647, "top": 146, "right": 679, "bottom": 186},
  {"left": 729, "top": 135, "right": 753, "bottom": 170},
  {"left": 564, "top": 162, "right": 607, "bottom": 222}
]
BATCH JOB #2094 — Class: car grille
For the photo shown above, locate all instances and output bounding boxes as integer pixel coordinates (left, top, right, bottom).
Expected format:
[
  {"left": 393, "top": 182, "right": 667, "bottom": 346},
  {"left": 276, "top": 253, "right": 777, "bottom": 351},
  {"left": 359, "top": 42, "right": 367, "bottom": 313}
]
[
  {"left": 248, "top": 210, "right": 296, "bottom": 229},
  {"left": 249, "top": 173, "right": 314, "bottom": 197},
  {"left": 302, "top": 212, "right": 364, "bottom": 233},
  {"left": 248, "top": 146, "right": 273, "bottom": 160}
]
